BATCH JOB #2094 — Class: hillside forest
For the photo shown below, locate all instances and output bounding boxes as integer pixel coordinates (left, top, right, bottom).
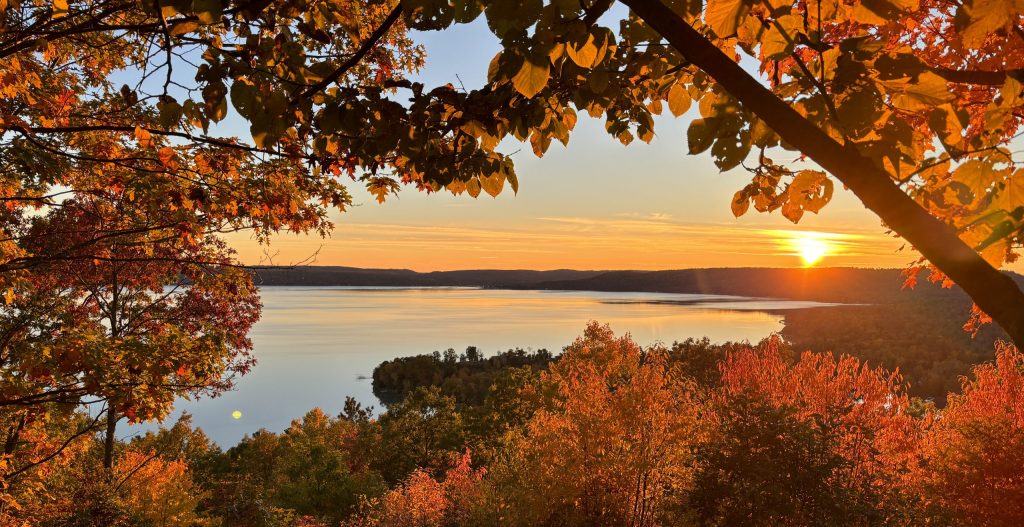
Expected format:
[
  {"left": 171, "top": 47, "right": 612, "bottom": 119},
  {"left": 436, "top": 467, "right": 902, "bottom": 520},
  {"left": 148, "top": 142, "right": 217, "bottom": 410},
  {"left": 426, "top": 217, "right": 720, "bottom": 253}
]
[{"left": 5, "top": 322, "right": 1023, "bottom": 526}]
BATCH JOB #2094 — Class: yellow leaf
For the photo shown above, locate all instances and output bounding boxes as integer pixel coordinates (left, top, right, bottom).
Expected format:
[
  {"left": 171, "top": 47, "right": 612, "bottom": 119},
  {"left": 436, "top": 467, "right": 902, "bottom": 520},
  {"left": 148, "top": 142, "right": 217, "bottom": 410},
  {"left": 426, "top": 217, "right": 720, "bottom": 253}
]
[
  {"left": 781, "top": 199, "right": 804, "bottom": 223},
  {"left": 52, "top": 0, "right": 68, "bottom": 18},
  {"left": 731, "top": 191, "right": 750, "bottom": 217},
  {"left": 961, "top": 0, "right": 1024, "bottom": 47},
  {"left": 705, "top": 0, "right": 750, "bottom": 38},
  {"left": 170, "top": 21, "right": 201, "bottom": 36},
  {"left": 548, "top": 42, "right": 565, "bottom": 63},
  {"left": 995, "top": 169, "right": 1024, "bottom": 215},
  {"left": 667, "top": 84, "right": 691, "bottom": 117},
  {"left": 851, "top": 0, "right": 916, "bottom": 25},
  {"left": 4, "top": 288, "right": 13, "bottom": 305},
  {"left": 889, "top": 72, "right": 953, "bottom": 111},
  {"left": 804, "top": 176, "right": 834, "bottom": 213},
  {"left": 447, "top": 179, "right": 467, "bottom": 195},
  {"left": 511, "top": 56, "right": 550, "bottom": 98},
  {"left": 806, "top": 0, "right": 841, "bottom": 21},
  {"left": 466, "top": 177, "right": 481, "bottom": 198},
  {"left": 953, "top": 160, "right": 1003, "bottom": 202},
  {"left": 481, "top": 172, "right": 505, "bottom": 198},
  {"left": 134, "top": 126, "right": 153, "bottom": 149},
  {"left": 157, "top": 146, "right": 176, "bottom": 167},
  {"left": 980, "top": 238, "right": 1008, "bottom": 267},
  {"left": 760, "top": 23, "right": 792, "bottom": 60},
  {"left": 928, "top": 104, "right": 963, "bottom": 149},
  {"left": 984, "top": 77, "right": 1023, "bottom": 134},
  {"left": 964, "top": 222, "right": 1011, "bottom": 267},
  {"left": 567, "top": 34, "right": 599, "bottom": 68}
]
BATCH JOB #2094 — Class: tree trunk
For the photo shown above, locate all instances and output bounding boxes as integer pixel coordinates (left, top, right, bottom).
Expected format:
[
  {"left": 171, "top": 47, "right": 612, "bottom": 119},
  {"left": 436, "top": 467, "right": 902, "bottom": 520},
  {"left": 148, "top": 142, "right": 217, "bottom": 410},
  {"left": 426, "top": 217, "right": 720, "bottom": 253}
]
[
  {"left": 103, "top": 404, "right": 117, "bottom": 471},
  {"left": 620, "top": 0, "right": 1024, "bottom": 347}
]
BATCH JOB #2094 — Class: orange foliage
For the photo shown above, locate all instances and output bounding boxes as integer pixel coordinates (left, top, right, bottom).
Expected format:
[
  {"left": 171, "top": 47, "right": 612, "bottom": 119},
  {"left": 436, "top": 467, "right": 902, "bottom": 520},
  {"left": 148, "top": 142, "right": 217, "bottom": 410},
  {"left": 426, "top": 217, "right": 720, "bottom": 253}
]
[
  {"left": 918, "top": 342, "right": 1024, "bottom": 525},
  {"left": 717, "top": 336, "right": 922, "bottom": 484},
  {"left": 114, "top": 449, "right": 211, "bottom": 526},
  {"left": 356, "top": 450, "right": 485, "bottom": 527},
  {"left": 491, "top": 322, "right": 702, "bottom": 526}
]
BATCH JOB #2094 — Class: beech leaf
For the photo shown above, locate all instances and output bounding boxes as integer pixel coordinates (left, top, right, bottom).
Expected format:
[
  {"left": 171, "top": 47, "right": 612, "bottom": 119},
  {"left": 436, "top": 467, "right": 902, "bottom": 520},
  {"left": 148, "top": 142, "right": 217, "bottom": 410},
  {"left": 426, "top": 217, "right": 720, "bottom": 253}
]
[{"left": 511, "top": 56, "right": 550, "bottom": 98}]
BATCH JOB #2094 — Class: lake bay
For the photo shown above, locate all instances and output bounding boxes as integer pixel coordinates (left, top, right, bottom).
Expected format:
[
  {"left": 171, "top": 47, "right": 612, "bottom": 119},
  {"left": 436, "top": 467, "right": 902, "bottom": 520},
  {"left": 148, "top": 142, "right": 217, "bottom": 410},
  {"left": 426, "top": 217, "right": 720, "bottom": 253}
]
[{"left": 152, "top": 287, "right": 832, "bottom": 445}]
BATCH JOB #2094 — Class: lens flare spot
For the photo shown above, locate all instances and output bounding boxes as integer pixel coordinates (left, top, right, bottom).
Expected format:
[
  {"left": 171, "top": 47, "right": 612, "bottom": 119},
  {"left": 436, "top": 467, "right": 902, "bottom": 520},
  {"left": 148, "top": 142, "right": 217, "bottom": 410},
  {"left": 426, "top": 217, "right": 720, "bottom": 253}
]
[{"left": 231, "top": 410, "right": 242, "bottom": 420}]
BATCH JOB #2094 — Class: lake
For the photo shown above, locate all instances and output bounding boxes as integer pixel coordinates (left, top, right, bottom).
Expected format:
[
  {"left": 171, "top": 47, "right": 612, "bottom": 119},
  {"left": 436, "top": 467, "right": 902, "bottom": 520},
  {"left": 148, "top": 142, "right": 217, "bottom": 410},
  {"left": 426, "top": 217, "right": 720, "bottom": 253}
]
[{"left": 144, "top": 287, "right": 832, "bottom": 445}]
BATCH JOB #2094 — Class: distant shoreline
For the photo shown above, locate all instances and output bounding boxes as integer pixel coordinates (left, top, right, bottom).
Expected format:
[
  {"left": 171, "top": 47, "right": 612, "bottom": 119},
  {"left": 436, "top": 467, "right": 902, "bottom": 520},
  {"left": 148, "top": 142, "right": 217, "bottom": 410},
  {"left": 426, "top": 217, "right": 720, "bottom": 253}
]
[{"left": 251, "top": 265, "right": 1013, "bottom": 305}]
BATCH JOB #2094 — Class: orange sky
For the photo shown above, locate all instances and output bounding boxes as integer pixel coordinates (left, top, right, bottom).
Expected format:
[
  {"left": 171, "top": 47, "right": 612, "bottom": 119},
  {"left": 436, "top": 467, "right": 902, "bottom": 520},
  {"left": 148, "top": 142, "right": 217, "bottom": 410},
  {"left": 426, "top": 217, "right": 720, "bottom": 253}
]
[{"left": 226, "top": 22, "right": 935, "bottom": 272}]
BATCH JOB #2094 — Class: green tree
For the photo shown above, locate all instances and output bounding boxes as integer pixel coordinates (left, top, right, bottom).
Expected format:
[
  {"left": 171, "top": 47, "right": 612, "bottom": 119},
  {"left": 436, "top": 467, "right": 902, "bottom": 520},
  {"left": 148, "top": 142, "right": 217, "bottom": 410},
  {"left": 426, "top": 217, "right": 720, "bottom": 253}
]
[
  {"left": 373, "top": 386, "right": 466, "bottom": 484},
  {"left": 210, "top": 409, "right": 387, "bottom": 526},
  {"left": 272, "top": 409, "right": 387, "bottom": 524}
]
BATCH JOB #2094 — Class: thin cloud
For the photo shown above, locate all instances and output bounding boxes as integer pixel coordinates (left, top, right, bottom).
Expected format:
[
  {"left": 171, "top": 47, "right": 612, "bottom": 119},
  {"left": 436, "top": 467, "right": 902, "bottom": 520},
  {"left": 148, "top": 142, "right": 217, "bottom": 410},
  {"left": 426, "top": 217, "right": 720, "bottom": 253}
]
[{"left": 228, "top": 217, "right": 913, "bottom": 271}]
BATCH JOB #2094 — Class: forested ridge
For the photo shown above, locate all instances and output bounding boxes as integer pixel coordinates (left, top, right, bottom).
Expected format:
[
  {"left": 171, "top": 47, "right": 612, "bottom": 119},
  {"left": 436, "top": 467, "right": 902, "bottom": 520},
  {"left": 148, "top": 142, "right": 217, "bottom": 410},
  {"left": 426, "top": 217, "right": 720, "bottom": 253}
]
[
  {"left": 254, "top": 266, "right": 1017, "bottom": 304},
  {"left": 252, "top": 266, "right": 604, "bottom": 287}
]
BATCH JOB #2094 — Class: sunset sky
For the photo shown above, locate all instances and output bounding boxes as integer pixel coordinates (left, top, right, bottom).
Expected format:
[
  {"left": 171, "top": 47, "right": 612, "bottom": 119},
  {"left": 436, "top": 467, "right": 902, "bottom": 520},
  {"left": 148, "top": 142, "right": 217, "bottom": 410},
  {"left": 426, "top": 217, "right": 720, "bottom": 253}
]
[{"left": 227, "top": 19, "right": 916, "bottom": 272}]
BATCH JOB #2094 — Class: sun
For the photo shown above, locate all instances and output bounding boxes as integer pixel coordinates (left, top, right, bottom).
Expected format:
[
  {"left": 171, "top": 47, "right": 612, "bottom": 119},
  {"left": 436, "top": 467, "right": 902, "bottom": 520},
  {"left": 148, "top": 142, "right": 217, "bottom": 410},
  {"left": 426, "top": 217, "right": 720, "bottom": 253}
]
[{"left": 794, "top": 234, "right": 830, "bottom": 266}]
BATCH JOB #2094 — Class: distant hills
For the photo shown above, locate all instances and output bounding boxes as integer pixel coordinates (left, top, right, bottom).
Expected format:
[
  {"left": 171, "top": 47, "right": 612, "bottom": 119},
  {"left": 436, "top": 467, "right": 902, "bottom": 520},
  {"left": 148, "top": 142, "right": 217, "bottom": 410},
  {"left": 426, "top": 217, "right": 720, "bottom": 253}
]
[
  {"left": 251, "top": 266, "right": 604, "bottom": 288},
  {"left": 252, "top": 265, "right": 1017, "bottom": 305}
]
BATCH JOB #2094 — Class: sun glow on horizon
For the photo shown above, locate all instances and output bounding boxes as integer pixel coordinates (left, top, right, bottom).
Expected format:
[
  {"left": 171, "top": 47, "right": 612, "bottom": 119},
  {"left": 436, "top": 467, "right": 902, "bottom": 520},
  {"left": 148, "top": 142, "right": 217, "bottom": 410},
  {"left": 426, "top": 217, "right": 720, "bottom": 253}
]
[
  {"left": 787, "top": 231, "right": 836, "bottom": 267},
  {"left": 229, "top": 221, "right": 910, "bottom": 271}
]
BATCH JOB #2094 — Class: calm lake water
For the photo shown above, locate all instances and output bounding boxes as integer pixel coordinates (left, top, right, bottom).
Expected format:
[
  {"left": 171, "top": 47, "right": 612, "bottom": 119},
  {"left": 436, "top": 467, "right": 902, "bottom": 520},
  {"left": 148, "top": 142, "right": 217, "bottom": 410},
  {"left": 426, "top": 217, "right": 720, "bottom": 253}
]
[{"left": 142, "top": 287, "right": 831, "bottom": 446}]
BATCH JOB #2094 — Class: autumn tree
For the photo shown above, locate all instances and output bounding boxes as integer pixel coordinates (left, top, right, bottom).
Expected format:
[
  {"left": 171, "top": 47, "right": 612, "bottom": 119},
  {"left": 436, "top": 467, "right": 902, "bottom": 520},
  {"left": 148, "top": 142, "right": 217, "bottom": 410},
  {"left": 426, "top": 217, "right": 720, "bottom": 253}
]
[
  {"left": 916, "top": 342, "right": 1024, "bottom": 526},
  {"left": 112, "top": 448, "right": 214, "bottom": 527},
  {"left": 691, "top": 336, "right": 923, "bottom": 525},
  {"left": 0, "top": 411, "right": 99, "bottom": 525},
  {"left": 347, "top": 450, "right": 486, "bottom": 527},
  {"left": 0, "top": 0, "right": 427, "bottom": 275},
  {"left": 0, "top": 3, "right": 425, "bottom": 490},
  {"left": 0, "top": 191, "right": 260, "bottom": 507},
  {"left": 486, "top": 322, "right": 702, "bottom": 527}
]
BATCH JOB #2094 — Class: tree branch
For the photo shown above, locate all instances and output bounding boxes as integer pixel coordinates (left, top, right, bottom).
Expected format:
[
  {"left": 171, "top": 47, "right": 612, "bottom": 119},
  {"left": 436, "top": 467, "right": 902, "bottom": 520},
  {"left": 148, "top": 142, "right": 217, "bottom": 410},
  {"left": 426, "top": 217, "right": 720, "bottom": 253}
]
[
  {"left": 295, "top": 2, "right": 403, "bottom": 101},
  {"left": 620, "top": 0, "right": 1024, "bottom": 346}
]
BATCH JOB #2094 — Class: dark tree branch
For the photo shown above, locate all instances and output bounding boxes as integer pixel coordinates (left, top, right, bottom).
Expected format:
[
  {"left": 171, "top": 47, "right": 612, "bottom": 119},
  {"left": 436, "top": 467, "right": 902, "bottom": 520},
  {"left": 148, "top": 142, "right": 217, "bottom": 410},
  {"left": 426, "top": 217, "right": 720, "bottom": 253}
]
[
  {"left": 295, "top": 2, "right": 403, "bottom": 101},
  {"left": 5, "top": 411, "right": 105, "bottom": 480},
  {"left": 931, "top": 67, "right": 1024, "bottom": 86}
]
